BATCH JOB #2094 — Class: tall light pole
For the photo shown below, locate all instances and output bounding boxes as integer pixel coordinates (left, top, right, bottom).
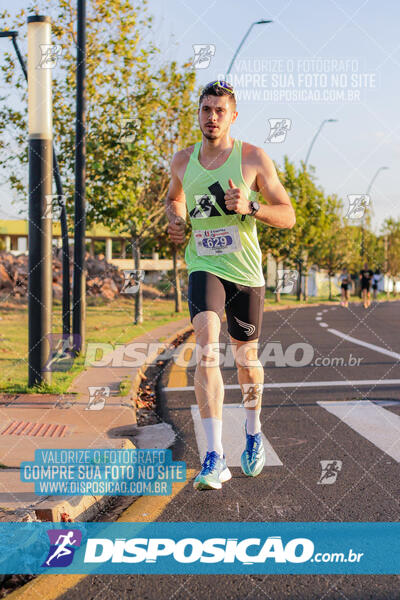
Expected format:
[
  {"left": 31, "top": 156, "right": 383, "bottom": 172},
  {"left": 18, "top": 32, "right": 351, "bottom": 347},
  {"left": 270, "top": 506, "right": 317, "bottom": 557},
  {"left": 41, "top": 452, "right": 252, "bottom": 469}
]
[
  {"left": 226, "top": 19, "right": 273, "bottom": 75},
  {"left": 304, "top": 119, "right": 338, "bottom": 168},
  {"left": 361, "top": 166, "right": 389, "bottom": 260},
  {"left": 72, "top": 0, "right": 87, "bottom": 355},
  {"left": 27, "top": 15, "right": 53, "bottom": 386},
  {"left": 366, "top": 166, "right": 389, "bottom": 197}
]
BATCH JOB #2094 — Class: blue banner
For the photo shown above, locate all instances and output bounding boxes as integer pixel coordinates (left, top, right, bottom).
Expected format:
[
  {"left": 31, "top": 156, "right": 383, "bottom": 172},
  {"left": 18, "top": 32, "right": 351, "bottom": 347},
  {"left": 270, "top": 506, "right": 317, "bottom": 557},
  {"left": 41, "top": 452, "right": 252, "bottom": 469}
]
[{"left": 0, "top": 522, "right": 398, "bottom": 574}]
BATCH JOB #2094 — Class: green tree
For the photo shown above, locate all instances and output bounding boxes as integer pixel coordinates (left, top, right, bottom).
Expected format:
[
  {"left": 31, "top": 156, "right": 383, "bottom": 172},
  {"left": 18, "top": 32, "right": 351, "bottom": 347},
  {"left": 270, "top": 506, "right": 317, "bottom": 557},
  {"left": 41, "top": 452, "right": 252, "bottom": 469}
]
[
  {"left": 311, "top": 196, "right": 347, "bottom": 300},
  {"left": 0, "top": 0, "right": 199, "bottom": 323},
  {"left": 87, "top": 60, "right": 198, "bottom": 322},
  {"left": 258, "top": 158, "right": 297, "bottom": 302},
  {"left": 381, "top": 217, "right": 400, "bottom": 296}
]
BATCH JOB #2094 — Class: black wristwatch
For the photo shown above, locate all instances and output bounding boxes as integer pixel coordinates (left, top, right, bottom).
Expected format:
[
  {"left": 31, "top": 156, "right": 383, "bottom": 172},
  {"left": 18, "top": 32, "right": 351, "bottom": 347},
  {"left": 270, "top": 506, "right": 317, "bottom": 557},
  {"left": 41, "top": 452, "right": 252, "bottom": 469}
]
[{"left": 249, "top": 200, "right": 260, "bottom": 216}]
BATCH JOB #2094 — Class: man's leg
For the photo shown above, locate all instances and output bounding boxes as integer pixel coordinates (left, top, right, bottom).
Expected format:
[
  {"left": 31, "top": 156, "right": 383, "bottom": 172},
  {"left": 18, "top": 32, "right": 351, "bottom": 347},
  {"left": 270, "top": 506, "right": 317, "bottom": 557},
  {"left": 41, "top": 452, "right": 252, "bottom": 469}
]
[
  {"left": 231, "top": 337, "right": 266, "bottom": 477},
  {"left": 187, "top": 271, "right": 231, "bottom": 490},
  {"left": 224, "top": 279, "right": 266, "bottom": 478},
  {"left": 231, "top": 338, "right": 264, "bottom": 435},
  {"left": 362, "top": 288, "right": 367, "bottom": 308},
  {"left": 193, "top": 310, "right": 224, "bottom": 456}
]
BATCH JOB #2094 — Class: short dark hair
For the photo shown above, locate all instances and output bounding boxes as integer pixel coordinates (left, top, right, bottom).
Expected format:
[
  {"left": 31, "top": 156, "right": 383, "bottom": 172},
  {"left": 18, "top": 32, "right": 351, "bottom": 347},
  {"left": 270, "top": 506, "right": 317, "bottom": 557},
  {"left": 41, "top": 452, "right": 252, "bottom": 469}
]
[{"left": 199, "top": 80, "right": 236, "bottom": 110}]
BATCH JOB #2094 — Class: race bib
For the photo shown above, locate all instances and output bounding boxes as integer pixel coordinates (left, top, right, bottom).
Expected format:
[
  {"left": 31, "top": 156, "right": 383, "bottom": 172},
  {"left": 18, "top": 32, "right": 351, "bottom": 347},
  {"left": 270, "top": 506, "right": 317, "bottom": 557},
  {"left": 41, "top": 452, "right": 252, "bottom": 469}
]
[{"left": 194, "top": 226, "right": 242, "bottom": 256}]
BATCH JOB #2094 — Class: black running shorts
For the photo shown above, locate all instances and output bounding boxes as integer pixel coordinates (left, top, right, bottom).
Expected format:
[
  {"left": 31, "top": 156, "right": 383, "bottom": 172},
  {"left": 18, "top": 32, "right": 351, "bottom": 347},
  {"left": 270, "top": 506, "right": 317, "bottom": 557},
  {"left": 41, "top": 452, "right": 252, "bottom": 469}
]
[{"left": 187, "top": 271, "right": 265, "bottom": 341}]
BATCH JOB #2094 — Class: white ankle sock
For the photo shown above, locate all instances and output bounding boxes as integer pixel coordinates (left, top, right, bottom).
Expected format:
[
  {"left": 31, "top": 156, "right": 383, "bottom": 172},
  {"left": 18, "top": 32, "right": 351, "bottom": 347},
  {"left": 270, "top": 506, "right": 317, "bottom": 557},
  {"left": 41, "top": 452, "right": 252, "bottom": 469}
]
[
  {"left": 245, "top": 409, "right": 261, "bottom": 435},
  {"left": 241, "top": 383, "right": 263, "bottom": 435},
  {"left": 201, "top": 417, "right": 223, "bottom": 456}
]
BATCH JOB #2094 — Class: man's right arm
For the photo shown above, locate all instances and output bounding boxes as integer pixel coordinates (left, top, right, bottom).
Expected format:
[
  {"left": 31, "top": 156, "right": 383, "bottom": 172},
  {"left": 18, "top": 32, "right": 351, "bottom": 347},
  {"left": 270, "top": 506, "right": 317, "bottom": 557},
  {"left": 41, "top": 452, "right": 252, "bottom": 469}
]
[{"left": 165, "top": 152, "right": 187, "bottom": 244}]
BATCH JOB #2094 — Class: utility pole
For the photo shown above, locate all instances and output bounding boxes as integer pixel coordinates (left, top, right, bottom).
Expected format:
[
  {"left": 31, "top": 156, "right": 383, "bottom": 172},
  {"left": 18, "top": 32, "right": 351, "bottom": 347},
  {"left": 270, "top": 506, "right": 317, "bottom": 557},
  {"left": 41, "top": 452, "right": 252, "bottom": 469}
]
[
  {"left": 72, "top": 0, "right": 87, "bottom": 354},
  {"left": 361, "top": 166, "right": 389, "bottom": 260}
]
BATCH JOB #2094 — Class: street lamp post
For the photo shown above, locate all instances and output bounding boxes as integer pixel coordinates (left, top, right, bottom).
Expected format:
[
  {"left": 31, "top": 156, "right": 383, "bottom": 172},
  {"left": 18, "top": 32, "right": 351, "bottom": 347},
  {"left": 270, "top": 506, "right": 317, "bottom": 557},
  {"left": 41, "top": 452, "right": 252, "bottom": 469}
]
[
  {"left": 361, "top": 166, "right": 389, "bottom": 260},
  {"left": 0, "top": 29, "right": 71, "bottom": 337},
  {"left": 300, "top": 119, "right": 337, "bottom": 301},
  {"left": 27, "top": 15, "right": 53, "bottom": 387},
  {"left": 226, "top": 19, "right": 273, "bottom": 75},
  {"left": 72, "top": 0, "right": 87, "bottom": 355},
  {"left": 304, "top": 119, "right": 338, "bottom": 169}
]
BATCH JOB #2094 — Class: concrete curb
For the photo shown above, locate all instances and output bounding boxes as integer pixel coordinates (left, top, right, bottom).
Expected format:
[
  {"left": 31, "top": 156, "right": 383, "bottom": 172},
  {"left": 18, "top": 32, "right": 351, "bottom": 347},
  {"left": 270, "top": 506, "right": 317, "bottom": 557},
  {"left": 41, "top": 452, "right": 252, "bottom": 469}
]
[
  {"left": 39, "top": 319, "right": 193, "bottom": 523},
  {"left": 130, "top": 323, "right": 194, "bottom": 411},
  {"left": 34, "top": 438, "right": 136, "bottom": 522}
]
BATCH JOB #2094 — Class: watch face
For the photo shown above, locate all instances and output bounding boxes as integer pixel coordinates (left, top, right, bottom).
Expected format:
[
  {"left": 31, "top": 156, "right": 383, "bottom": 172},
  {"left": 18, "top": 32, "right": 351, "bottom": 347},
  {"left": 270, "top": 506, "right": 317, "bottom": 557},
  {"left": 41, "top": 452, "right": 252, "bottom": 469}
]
[{"left": 252, "top": 201, "right": 260, "bottom": 213}]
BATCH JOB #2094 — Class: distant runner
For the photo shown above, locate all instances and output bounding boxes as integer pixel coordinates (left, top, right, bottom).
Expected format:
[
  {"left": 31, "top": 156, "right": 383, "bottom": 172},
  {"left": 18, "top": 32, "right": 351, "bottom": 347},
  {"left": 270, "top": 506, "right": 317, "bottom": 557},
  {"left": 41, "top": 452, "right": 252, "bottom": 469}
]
[
  {"left": 339, "top": 267, "right": 351, "bottom": 307},
  {"left": 166, "top": 80, "right": 295, "bottom": 490},
  {"left": 372, "top": 269, "right": 382, "bottom": 301},
  {"left": 360, "top": 262, "right": 373, "bottom": 308}
]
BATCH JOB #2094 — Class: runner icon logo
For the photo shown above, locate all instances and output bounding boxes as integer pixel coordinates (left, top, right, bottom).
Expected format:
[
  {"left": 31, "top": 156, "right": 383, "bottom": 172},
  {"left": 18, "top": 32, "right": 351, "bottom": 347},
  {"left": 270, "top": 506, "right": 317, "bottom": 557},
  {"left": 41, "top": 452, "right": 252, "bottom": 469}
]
[
  {"left": 44, "top": 194, "right": 66, "bottom": 220},
  {"left": 265, "top": 119, "right": 292, "bottom": 143},
  {"left": 317, "top": 460, "right": 343, "bottom": 485},
  {"left": 190, "top": 195, "right": 219, "bottom": 218},
  {"left": 346, "top": 195, "right": 370, "bottom": 220},
  {"left": 241, "top": 383, "right": 263, "bottom": 408},
  {"left": 43, "top": 334, "right": 81, "bottom": 372},
  {"left": 121, "top": 270, "right": 145, "bottom": 295},
  {"left": 192, "top": 44, "right": 216, "bottom": 69},
  {"left": 275, "top": 270, "right": 299, "bottom": 294},
  {"left": 42, "top": 529, "right": 82, "bottom": 568},
  {"left": 86, "top": 386, "right": 110, "bottom": 411},
  {"left": 37, "top": 44, "right": 62, "bottom": 69},
  {"left": 118, "top": 118, "right": 141, "bottom": 143}
]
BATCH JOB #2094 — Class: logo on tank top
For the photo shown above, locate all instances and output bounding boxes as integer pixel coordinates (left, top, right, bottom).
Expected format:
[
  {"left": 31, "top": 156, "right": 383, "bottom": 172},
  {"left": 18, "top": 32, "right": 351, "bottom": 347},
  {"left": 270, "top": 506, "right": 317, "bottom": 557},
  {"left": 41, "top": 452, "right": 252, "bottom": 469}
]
[
  {"left": 190, "top": 194, "right": 219, "bottom": 218},
  {"left": 190, "top": 182, "right": 237, "bottom": 219}
]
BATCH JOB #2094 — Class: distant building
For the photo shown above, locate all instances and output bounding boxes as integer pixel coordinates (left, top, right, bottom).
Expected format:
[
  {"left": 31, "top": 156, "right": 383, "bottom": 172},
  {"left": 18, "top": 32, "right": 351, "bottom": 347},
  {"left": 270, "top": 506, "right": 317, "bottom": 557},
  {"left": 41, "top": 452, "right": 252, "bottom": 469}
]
[{"left": 0, "top": 219, "right": 181, "bottom": 273}]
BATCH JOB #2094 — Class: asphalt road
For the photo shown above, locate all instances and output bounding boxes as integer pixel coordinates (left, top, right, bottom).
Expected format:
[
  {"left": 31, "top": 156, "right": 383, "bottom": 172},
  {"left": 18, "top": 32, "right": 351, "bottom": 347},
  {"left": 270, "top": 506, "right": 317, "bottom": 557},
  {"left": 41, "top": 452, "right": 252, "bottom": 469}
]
[{"left": 59, "top": 300, "right": 400, "bottom": 600}]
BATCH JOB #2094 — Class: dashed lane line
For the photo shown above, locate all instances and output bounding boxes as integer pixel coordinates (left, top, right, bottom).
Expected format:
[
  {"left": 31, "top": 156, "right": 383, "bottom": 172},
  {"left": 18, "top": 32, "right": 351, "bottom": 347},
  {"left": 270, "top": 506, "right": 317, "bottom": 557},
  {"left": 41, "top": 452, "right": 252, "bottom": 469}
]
[{"left": 326, "top": 328, "right": 400, "bottom": 361}]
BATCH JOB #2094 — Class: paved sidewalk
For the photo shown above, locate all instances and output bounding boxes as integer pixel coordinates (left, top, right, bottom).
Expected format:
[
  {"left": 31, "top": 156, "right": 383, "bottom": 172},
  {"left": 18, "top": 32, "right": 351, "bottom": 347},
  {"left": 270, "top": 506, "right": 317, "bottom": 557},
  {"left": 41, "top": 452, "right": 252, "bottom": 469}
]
[{"left": 0, "top": 316, "right": 191, "bottom": 522}]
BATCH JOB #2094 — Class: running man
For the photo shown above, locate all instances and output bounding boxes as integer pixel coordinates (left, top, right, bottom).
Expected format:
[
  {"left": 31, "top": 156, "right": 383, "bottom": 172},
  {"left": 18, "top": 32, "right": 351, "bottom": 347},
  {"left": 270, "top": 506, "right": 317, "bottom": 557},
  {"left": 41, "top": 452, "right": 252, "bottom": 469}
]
[
  {"left": 45, "top": 531, "right": 78, "bottom": 566},
  {"left": 166, "top": 80, "right": 295, "bottom": 490},
  {"left": 371, "top": 269, "right": 382, "bottom": 301},
  {"left": 339, "top": 267, "right": 351, "bottom": 307},
  {"left": 360, "top": 262, "right": 373, "bottom": 308}
]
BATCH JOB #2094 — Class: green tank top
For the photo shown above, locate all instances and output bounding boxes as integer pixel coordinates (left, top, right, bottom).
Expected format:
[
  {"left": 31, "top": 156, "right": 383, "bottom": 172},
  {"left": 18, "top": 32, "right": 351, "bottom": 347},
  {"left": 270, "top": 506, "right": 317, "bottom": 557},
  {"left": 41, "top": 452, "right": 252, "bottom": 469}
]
[{"left": 182, "top": 138, "right": 265, "bottom": 287}]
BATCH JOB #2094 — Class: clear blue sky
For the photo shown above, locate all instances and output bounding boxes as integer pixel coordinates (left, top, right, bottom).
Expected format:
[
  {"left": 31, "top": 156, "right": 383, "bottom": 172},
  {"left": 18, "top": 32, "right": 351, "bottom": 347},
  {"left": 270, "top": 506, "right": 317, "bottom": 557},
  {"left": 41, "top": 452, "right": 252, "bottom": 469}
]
[{"left": 1, "top": 0, "right": 399, "bottom": 231}]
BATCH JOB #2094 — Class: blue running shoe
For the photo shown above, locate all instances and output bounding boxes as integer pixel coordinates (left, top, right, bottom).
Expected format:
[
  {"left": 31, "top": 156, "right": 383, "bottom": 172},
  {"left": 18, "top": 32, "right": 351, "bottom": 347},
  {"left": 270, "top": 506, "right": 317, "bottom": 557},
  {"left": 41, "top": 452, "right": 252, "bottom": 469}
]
[
  {"left": 193, "top": 451, "right": 232, "bottom": 490},
  {"left": 241, "top": 425, "right": 265, "bottom": 477}
]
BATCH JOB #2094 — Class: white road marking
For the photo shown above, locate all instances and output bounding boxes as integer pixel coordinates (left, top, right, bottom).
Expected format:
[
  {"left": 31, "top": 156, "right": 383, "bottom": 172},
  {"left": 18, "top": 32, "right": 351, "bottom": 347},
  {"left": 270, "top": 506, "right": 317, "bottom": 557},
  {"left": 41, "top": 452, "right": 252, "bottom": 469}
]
[
  {"left": 318, "top": 400, "right": 400, "bottom": 462},
  {"left": 373, "top": 400, "right": 400, "bottom": 406},
  {"left": 190, "top": 404, "right": 283, "bottom": 467},
  {"left": 319, "top": 322, "right": 329, "bottom": 327},
  {"left": 163, "top": 379, "right": 400, "bottom": 392},
  {"left": 327, "top": 328, "right": 400, "bottom": 361},
  {"left": 316, "top": 316, "right": 322, "bottom": 320}
]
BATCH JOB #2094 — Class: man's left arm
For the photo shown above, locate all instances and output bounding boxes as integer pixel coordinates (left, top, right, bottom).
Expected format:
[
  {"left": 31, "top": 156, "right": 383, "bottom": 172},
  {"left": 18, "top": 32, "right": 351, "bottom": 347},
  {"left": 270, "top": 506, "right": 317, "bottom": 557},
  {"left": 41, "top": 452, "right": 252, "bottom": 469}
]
[{"left": 253, "top": 148, "right": 296, "bottom": 229}]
